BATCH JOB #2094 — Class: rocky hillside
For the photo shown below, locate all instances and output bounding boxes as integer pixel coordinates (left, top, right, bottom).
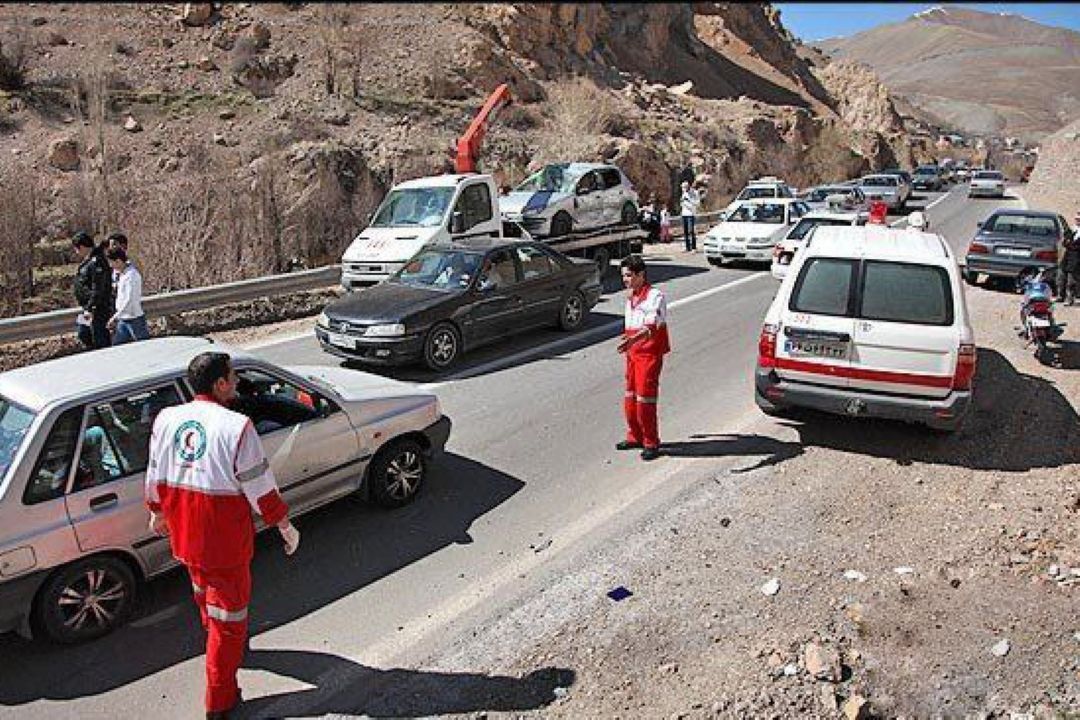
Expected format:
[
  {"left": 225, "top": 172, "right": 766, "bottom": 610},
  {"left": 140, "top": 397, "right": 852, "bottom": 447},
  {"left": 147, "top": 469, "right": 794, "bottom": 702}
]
[
  {"left": 1025, "top": 119, "right": 1080, "bottom": 219},
  {"left": 0, "top": 2, "right": 917, "bottom": 318},
  {"left": 816, "top": 6, "right": 1080, "bottom": 142}
]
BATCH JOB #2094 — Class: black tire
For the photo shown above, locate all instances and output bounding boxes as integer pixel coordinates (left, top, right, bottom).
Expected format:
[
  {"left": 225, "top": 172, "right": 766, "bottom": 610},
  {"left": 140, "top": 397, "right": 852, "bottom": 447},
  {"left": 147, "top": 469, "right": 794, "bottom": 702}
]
[
  {"left": 558, "top": 291, "right": 586, "bottom": 331},
  {"left": 368, "top": 438, "right": 426, "bottom": 508},
  {"left": 963, "top": 270, "right": 978, "bottom": 286},
  {"left": 620, "top": 202, "right": 638, "bottom": 227},
  {"left": 707, "top": 257, "right": 723, "bottom": 267},
  {"left": 549, "top": 212, "right": 572, "bottom": 238},
  {"left": 33, "top": 555, "right": 137, "bottom": 644},
  {"left": 423, "top": 322, "right": 461, "bottom": 372},
  {"left": 593, "top": 246, "right": 612, "bottom": 279}
]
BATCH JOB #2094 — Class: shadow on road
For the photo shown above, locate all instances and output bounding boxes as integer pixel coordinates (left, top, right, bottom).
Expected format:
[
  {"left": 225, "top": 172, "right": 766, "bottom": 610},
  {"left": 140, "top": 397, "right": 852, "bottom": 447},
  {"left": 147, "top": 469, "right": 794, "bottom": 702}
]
[
  {"left": 662, "top": 433, "right": 804, "bottom": 473},
  {"left": 1044, "top": 339, "right": 1080, "bottom": 370},
  {"left": 236, "top": 649, "right": 574, "bottom": 719},
  {"left": 767, "top": 349, "right": 1080, "bottom": 472},
  {"left": 0, "top": 453, "right": 523, "bottom": 707}
]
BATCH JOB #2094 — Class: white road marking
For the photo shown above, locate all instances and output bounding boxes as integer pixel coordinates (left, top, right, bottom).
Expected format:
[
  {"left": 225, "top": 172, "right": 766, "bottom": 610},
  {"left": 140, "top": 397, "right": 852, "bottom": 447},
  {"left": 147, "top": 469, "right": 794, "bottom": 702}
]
[
  {"left": 419, "top": 272, "right": 769, "bottom": 390},
  {"left": 890, "top": 189, "right": 953, "bottom": 227}
]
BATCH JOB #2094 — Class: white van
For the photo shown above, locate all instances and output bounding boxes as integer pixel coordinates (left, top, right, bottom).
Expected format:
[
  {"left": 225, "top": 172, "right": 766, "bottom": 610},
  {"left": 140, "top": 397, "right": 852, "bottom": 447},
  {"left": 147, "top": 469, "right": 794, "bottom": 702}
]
[
  {"left": 755, "top": 224, "right": 976, "bottom": 432},
  {"left": 341, "top": 174, "right": 502, "bottom": 290}
]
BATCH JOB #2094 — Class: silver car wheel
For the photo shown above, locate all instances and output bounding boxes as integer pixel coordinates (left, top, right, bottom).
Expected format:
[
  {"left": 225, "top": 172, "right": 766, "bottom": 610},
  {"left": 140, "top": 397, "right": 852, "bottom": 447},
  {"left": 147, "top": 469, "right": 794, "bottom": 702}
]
[
  {"left": 58, "top": 568, "right": 127, "bottom": 632},
  {"left": 385, "top": 450, "right": 423, "bottom": 500}
]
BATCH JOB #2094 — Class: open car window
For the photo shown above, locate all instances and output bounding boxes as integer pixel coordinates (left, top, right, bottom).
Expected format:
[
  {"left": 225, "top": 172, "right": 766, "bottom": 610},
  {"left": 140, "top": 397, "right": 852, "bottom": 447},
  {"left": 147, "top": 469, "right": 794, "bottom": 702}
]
[{"left": 233, "top": 369, "right": 335, "bottom": 436}]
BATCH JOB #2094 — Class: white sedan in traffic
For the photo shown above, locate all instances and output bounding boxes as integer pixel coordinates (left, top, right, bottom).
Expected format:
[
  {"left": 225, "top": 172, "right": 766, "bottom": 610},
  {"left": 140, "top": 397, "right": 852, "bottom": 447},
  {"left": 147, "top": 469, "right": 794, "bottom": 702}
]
[{"left": 704, "top": 199, "right": 809, "bottom": 266}]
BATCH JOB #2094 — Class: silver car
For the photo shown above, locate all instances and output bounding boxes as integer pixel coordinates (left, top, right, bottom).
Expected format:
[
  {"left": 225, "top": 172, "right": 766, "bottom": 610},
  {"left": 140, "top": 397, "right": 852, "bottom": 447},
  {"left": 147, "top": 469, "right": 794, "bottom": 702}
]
[
  {"left": 0, "top": 337, "right": 450, "bottom": 643},
  {"left": 499, "top": 163, "right": 640, "bottom": 238},
  {"left": 968, "top": 170, "right": 1006, "bottom": 199},
  {"left": 858, "top": 174, "right": 905, "bottom": 210}
]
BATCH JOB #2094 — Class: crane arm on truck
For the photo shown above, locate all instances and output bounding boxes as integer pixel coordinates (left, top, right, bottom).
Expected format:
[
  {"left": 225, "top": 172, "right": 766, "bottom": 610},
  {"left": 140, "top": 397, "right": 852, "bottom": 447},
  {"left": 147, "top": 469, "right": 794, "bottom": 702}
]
[{"left": 454, "top": 83, "right": 512, "bottom": 174}]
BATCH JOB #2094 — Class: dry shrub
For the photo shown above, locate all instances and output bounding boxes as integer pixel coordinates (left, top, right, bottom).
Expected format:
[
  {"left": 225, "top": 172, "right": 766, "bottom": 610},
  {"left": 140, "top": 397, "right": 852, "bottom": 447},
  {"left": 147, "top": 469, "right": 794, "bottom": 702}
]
[
  {"left": 0, "top": 35, "right": 29, "bottom": 92},
  {"left": 534, "top": 77, "right": 627, "bottom": 164},
  {"left": 0, "top": 165, "right": 42, "bottom": 316},
  {"left": 316, "top": 4, "right": 363, "bottom": 98}
]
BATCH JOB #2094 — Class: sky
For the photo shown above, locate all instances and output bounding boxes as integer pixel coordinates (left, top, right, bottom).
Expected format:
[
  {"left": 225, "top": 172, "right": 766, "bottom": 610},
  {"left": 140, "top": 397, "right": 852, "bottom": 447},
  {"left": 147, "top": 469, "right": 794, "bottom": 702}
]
[{"left": 774, "top": 3, "right": 1080, "bottom": 42}]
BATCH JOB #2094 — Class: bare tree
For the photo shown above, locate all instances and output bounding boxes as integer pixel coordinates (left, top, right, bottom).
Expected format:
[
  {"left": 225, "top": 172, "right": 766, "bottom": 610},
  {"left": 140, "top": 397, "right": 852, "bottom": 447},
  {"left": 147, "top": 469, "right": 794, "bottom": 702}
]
[
  {"left": 0, "top": 165, "right": 41, "bottom": 316},
  {"left": 316, "top": 4, "right": 363, "bottom": 99}
]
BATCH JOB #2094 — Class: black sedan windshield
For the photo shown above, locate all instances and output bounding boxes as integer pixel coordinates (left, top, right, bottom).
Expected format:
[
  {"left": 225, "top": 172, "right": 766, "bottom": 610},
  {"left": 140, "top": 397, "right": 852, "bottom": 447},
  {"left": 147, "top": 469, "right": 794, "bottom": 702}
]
[{"left": 393, "top": 249, "right": 483, "bottom": 290}]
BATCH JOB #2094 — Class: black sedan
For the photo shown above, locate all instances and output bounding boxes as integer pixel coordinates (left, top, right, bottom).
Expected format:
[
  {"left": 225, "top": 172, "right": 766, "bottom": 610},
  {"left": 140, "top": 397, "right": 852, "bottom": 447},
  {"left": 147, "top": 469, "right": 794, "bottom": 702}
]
[
  {"left": 316, "top": 239, "right": 603, "bottom": 371},
  {"left": 964, "top": 209, "right": 1070, "bottom": 287}
]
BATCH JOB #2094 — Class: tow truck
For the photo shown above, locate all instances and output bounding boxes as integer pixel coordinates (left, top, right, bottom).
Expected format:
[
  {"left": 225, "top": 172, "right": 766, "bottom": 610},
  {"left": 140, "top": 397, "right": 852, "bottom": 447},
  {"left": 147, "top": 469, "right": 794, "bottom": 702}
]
[{"left": 340, "top": 84, "right": 645, "bottom": 290}]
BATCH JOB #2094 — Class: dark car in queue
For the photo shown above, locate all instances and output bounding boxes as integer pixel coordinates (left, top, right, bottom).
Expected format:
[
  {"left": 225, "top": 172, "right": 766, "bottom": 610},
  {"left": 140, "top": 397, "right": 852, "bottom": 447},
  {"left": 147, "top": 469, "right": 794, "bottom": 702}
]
[
  {"left": 315, "top": 239, "right": 603, "bottom": 372},
  {"left": 963, "top": 209, "right": 1071, "bottom": 287}
]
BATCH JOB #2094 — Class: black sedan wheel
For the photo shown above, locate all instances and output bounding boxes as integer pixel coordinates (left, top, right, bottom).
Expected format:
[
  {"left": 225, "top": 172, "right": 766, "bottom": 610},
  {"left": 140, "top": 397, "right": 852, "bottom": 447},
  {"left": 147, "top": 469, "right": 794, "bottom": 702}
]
[
  {"left": 423, "top": 322, "right": 461, "bottom": 372},
  {"left": 558, "top": 291, "right": 586, "bottom": 331},
  {"left": 34, "top": 556, "right": 137, "bottom": 644},
  {"left": 369, "top": 438, "right": 426, "bottom": 508}
]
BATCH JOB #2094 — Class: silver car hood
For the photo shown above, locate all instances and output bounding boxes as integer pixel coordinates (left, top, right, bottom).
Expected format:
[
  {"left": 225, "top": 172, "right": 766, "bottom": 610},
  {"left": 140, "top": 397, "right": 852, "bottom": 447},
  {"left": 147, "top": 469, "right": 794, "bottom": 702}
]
[{"left": 499, "top": 190, "right": 572, "bottom": 217}]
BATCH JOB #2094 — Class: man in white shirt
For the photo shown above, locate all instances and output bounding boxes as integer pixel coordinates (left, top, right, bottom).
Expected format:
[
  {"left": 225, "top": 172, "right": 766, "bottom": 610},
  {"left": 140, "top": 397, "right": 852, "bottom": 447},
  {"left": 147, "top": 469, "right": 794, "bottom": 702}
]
[
  {"left": 679, "top": 181, "right": 704, "bottom": 252},
  {"left": 106, "top": 246, "right": 150, "bottom": 343}
]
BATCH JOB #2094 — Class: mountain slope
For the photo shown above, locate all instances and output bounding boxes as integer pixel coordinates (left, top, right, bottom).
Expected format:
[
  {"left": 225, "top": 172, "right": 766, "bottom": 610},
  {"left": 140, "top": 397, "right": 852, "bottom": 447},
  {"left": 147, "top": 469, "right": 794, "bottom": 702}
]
[{"left": 816, "top": 6, "right": 1080, "bottom": 140}]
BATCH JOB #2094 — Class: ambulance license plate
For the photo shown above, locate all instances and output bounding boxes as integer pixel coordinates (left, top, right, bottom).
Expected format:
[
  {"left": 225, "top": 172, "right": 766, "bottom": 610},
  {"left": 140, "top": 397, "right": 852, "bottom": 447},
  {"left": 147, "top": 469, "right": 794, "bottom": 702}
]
[{"left": 784, "top": 339, "right": 848, "bottom": 359}]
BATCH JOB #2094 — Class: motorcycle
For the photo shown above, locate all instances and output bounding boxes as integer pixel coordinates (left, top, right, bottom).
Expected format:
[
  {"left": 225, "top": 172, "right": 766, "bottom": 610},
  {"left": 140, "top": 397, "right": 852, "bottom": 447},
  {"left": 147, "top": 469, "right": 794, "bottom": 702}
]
[{"left": 1017, "top": 268, "right": 1065, "bottom": 364}]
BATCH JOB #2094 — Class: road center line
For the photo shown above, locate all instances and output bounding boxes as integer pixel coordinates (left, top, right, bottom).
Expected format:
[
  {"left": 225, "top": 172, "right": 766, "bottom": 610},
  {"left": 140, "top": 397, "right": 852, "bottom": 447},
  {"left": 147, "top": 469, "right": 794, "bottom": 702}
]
[{"left": 420, "top": 272, "right": 769, "bottom": 390}]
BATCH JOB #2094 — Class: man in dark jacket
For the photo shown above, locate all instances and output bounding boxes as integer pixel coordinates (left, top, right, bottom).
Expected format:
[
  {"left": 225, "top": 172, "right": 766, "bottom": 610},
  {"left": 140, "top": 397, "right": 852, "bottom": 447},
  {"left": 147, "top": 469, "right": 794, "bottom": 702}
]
[
  {"left": 72, "top": 231, "right": 114, "bottom": 349},
  {"left": 1058, "top": 212, "right": 1080, "bottom": 306}
]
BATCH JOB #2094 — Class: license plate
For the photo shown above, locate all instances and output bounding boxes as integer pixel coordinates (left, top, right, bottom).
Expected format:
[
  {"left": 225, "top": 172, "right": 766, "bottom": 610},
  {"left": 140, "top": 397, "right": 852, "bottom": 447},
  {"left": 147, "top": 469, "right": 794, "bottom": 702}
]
[
  {"left": 784, "top": 339, "right": 848, "bottom": 359},
  {"left": 1029, "top": 317, "right": 1051, "bottom": 328},
  {"left": 326, "top": 332, "right": 355, "bottom": 349},
  {"left": 996, "top": 247, "right": 1030, "bottom": 257}
]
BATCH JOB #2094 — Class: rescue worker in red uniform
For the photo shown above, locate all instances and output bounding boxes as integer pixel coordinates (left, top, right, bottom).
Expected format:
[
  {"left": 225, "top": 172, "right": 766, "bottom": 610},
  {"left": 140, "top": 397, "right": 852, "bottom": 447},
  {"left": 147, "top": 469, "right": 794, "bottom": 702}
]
[
  {"left": 616, "top": 254, "right": 670, "bottom": 461},
  {"left": 146, "top": 351, "right": 300, "bottom": 719}
]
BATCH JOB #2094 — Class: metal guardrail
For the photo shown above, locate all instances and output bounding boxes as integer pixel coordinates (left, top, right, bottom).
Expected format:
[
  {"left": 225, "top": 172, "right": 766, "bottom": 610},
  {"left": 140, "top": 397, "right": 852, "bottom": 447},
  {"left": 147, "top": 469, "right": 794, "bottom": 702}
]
[
  {"left": 0, "top": 208, "right": 732, "bottom": 346},
  {"left": 0, "top": 265, "right": 342, "bottom": 346}
]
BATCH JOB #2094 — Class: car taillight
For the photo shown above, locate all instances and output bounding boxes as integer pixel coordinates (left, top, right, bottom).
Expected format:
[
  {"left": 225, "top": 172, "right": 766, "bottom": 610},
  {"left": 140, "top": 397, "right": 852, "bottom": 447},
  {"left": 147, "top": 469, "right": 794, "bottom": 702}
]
[
  {"left": 952, "top": 343, "right": 976, "bottom": 390},
  {"left": 967, "top": 242, "right": 989, "bottom": 254},
  {"left": 1029, "top": 300, "right": 1051, "bottom": 314},
  {"left": 758, "top": 323, "right": 778, "bottom": 368},
  {"left": 1034, "top": 250, "right": 1057, "bottom": 262}
]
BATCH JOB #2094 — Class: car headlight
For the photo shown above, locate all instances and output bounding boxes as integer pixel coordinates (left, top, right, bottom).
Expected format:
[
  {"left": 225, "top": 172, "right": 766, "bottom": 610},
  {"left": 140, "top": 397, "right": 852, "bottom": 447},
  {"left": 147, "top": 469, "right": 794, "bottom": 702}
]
[
  {"left": 366, "top": 323, "right": 406, "bottom": 337},
  {"left": 316, "top": 312, "right": 330, "bottom": 327}
]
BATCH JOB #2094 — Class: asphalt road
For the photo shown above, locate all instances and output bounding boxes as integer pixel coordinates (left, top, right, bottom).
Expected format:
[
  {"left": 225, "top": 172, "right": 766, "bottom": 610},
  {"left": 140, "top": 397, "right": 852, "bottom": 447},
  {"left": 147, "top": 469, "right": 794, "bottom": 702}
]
[{"left": 0, "top": 184, "right": 1024, "bottom": 719}]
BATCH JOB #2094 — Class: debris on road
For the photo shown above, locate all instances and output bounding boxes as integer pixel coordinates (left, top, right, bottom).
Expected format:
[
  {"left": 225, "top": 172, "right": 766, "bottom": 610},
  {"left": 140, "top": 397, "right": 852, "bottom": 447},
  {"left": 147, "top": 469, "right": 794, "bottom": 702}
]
[
  {"left": 804, "top": 641, "right": 842, "bottom": 682},
  {"left": 607, "top": 586, "right": 633, "bottom": 602},
  {"left": 760, "top": 577, "right": 781, "bottom": 596},
  {"left": 893, "top": 566, "right": 915, "bottom": 575},
  {"left": 991, "top": 639, "right": 1011, "bottom": 657},
  {"left": 843, "top": 569, "right": 868, "bottom": 582}
]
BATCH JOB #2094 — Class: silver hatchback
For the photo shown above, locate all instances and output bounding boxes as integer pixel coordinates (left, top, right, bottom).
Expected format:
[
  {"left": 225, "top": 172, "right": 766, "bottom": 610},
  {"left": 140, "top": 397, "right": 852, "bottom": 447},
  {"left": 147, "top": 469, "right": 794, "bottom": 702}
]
[{"left": 0, "top": 337, "right": 450, "bottom": 643}]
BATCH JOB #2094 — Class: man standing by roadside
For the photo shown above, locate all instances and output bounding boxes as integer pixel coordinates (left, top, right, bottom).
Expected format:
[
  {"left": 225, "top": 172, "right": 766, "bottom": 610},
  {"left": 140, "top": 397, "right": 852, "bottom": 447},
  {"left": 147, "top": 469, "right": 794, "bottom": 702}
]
[
  {"left": 71, "top": 231, "right": 113, "bottom": 349},
  {"left": 1058, "top": 211, "right": 1080, "bottom": 306},
  {"left": 146, "top": 352, "right": 301, "bottom": 719},
  {"left": 679, "top": 180, "right": 703, "bottom": 252},
  {"left": 616, "top": 255, "right": 670, "bottom": 461}
]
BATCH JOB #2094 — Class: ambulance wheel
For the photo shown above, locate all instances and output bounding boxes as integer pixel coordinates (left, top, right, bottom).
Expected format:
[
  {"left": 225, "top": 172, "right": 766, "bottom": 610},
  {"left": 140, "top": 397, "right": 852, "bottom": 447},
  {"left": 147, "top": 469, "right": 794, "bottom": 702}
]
[
  {"left": 558, "top": 291, "right": 586, "bottom": 331},
  {"left": 369, "top": 438, "right": 426, "bottom": 508},
  {"left": 33, "top": 555, "right": 137, "bottom": 644}
]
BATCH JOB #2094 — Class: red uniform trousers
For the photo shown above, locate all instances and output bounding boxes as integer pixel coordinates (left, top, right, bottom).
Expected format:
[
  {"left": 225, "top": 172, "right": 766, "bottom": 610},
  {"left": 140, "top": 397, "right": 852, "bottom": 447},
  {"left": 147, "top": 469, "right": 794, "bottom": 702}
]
[
  {"left": 186, "top": 563, "right": 252, "bottom": 713},
  {"left": 624, "top": 351, "right": 664, "bottom": 449}
]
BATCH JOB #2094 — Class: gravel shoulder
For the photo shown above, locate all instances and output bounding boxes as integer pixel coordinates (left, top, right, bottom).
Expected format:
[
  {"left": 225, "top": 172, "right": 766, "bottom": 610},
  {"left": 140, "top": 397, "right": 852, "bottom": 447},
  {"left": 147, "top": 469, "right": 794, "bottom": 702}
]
[{"left": 411, "top": 278, "right": 1080, "bottom": 719}]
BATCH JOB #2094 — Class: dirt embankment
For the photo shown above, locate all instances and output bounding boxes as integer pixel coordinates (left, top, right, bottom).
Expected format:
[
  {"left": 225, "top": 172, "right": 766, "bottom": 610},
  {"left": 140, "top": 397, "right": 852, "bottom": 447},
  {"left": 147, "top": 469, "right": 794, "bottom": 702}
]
[
  {"left": 1025, "top": 118, "right": 1080, "bottom": 218},
  {"left": 426, "top": 284, "right": 1080, "bottom": 718}
]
